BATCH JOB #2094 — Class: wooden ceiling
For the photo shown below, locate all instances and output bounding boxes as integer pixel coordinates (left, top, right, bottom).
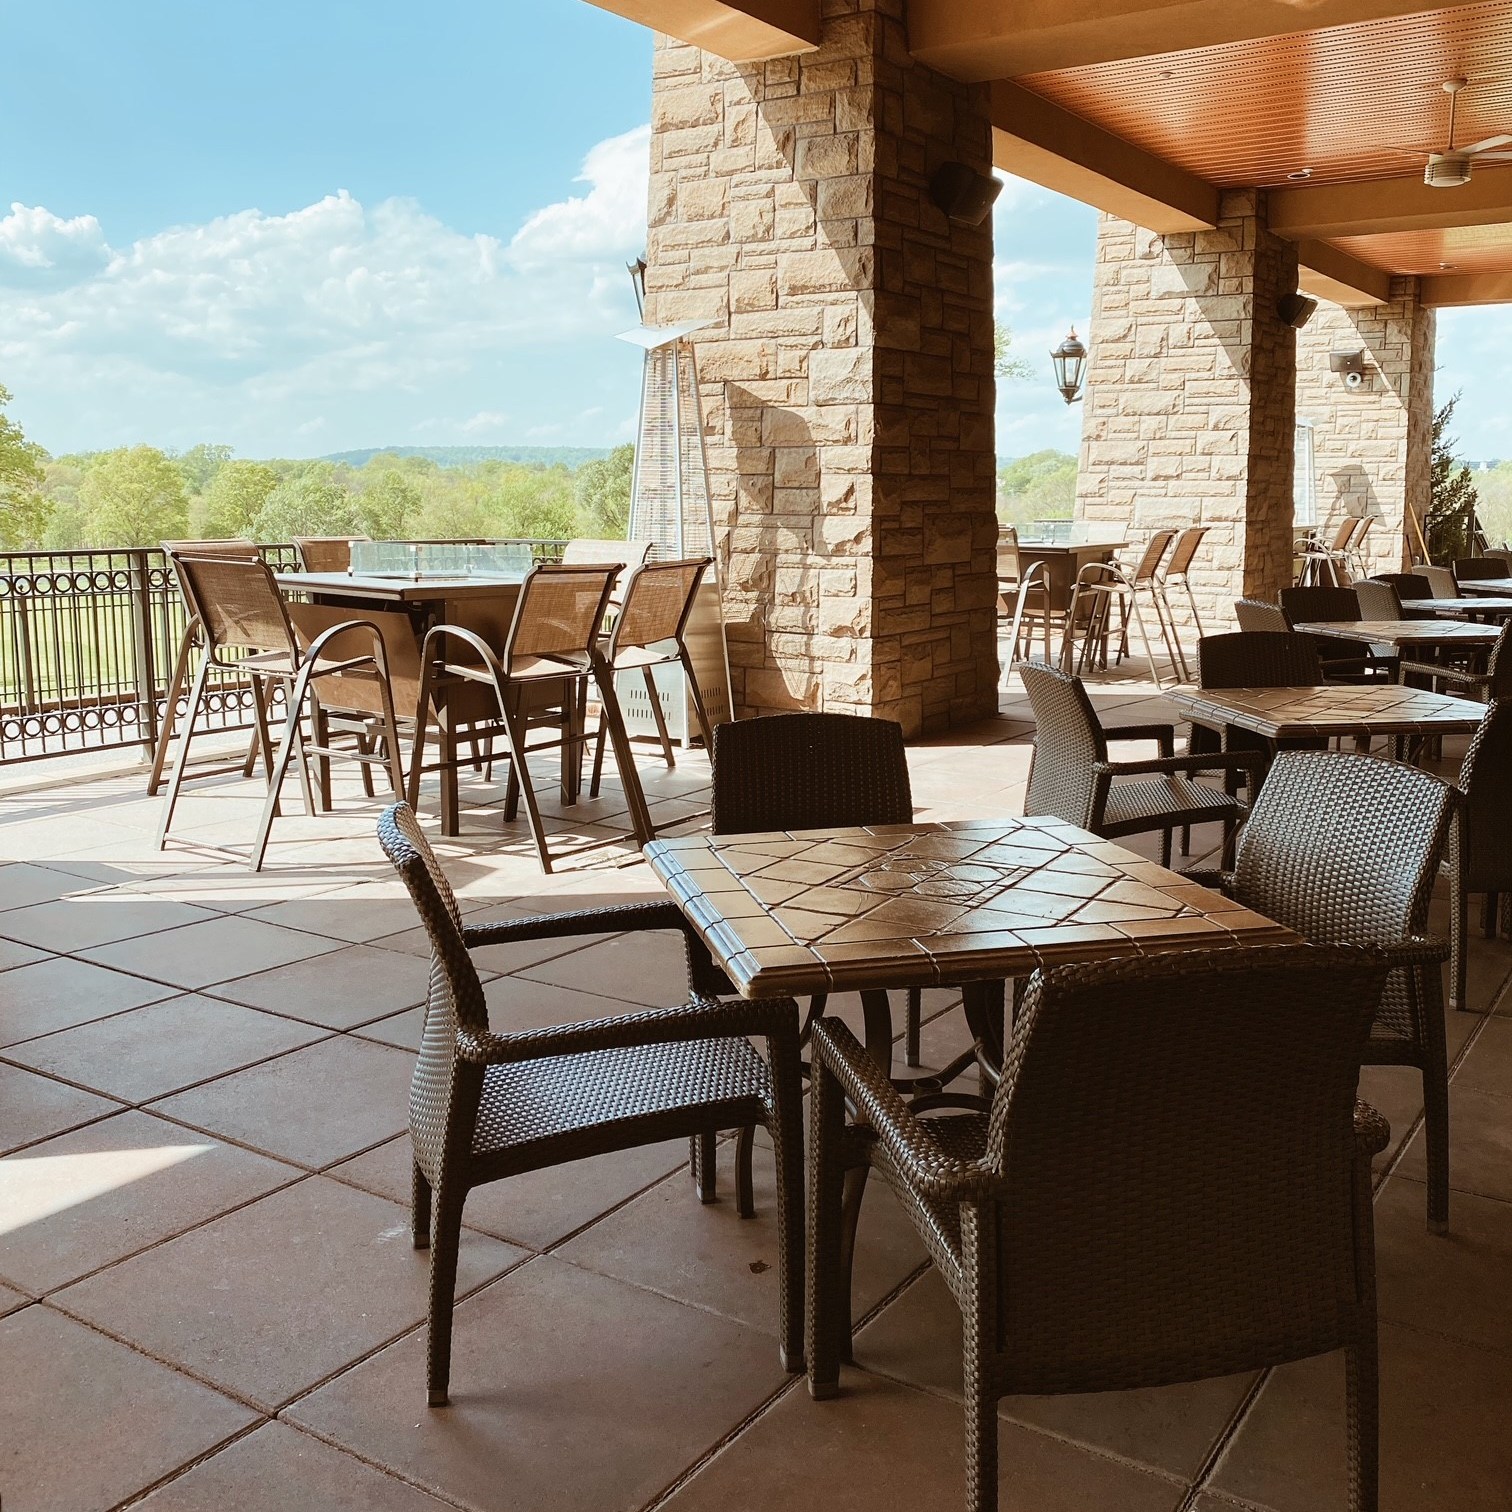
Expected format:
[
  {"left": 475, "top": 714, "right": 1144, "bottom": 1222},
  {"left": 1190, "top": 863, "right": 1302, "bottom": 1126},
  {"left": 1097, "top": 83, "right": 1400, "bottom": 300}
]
[{"left": 1336, "top": 219, "right": 1512, "bottom": 269}]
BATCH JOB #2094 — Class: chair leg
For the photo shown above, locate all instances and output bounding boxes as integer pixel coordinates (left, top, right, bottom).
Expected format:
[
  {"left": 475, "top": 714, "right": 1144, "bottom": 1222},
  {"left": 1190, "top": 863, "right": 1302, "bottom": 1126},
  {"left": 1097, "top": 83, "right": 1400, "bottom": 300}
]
[
  {"left": 960, "top": 1204, "right": 1000, "bottom": 1512},
  {"left": 807, "top": 1054, "right": 848, "bottom": 1400},
  {"left": 1159, "top": 826, "right": 1172, "bottom": 868},
  {"left": 412, "top": 1160, "right": 431, "bottom": 1250},
  {"left": 836, "top": 1162, "right": 869, "bottom": 1364},
  {"left": 905, "top": 987, "right": 922, "bottom": 1068},
  {"left": 1482, "top": 890, "right": 1498, "bottom": 939},
  {"left": 588, "top": 716, "right": 608, "bottom": 799},
  {"left": 156, "top": 657, "right": 211, "bottom": 850},
  {"left": 679, "top": 646, "right": 717, "bottom": 753},
  {"left": 498, "top": 695, "right": 556, "bottom": 873},
  {"left": 147, "top": 622, "right": 196, "bottom": 797},
  {"left": 642, "top": 664, "right": 676, "bottom": 769},
  {"left": 1420, "top": 972, "right": 1451, "bottom": 1236},
  {"left": 735, "top": 1124, "right": 756, "bottom": 1219},
  {"left": 1344, "top": 1327, "right": 1380, "bottom": 1512},
  {"left": 768, "top": 1032, "right": 806, "bottom": 1374},
  {"left": 690, "top": 1131, "right": 717, "bottom": 1204},
  {"left": 426, "top": 1184, "right": 466, "bottom": 1407},
  {"left": 250, "top": 671, "right": 313, "bottom": 871}
]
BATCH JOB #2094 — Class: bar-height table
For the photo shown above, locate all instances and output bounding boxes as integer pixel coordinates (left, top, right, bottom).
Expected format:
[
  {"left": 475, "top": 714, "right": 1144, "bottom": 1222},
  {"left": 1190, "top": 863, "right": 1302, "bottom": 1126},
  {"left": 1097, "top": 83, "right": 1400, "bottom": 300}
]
[{"left": 646, "top": 817, "right": 1292, "bottom": 1078}]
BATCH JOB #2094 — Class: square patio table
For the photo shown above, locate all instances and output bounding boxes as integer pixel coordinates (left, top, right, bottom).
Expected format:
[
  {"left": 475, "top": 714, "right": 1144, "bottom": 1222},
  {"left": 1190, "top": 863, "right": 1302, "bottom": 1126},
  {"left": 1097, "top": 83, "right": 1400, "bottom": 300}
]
[
  {"left": 1292, "top": 618, "right": 1501, "bottom": 650},
  {"left": 645, "top": 817, "right": 1292, "bottom": 1077},
  {"left": 1167, "top": 683, "right": 1487, "bottom": 742},
  {"left": 1409, "top": 596, "right": 1512, "bottom": 620},
  {"left": 1457, "top": 577, "right": 1512, "bottom": 598}
]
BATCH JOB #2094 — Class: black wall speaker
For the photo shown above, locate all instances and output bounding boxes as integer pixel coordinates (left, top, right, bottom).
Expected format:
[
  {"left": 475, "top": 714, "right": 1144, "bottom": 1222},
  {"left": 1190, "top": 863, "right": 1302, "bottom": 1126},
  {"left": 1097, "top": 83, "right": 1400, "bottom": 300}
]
[
  {"left": 1277, "top": 292, "right": 1318, "bottom": 329},
  {"left": 928, "top": 162, "right": 1003, "bottom": 227}
]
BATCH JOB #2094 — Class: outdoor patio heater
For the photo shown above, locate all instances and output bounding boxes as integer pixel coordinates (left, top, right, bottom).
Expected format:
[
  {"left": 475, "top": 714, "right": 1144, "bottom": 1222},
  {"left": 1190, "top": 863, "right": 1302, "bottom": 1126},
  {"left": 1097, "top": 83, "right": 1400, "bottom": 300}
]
[{"left": 614, "top": 268, "right": 734, "bottom": 745}]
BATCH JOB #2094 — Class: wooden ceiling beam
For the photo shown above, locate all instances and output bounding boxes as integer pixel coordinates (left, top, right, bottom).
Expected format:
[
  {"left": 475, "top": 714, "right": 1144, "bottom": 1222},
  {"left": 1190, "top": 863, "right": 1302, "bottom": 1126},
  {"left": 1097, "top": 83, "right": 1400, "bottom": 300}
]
[
  {"left": 1270, "top": 168, "right": 1512, "bottom": 239},
  {"left": 1296, "top": 241, "right": 1392, "bottom": 307},
  {"left": 990, "top": 80, "right": 1218, "bottom": 234},
  {"left": 1419, "top": 270, "right": 1512, "bottom": 306},
  {"left": 908, "top": 0, "right": 1448, "bottom": 82},
  {"left": 582, "top": 0, "right": 819, "bottom": 60}
]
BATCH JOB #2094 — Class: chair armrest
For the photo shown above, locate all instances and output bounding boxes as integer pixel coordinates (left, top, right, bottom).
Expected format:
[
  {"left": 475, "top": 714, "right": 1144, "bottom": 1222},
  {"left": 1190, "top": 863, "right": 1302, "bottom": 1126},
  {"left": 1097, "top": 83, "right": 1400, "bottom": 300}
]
[
  {"left": 1354, "top": 1100, "right": 1391, "bottom": 1159},
  {"left": 810, "top": 1018, "right": 1002, "bottom": 1201},
  {"left": 1096, "top": 750, "right": 1264, "bottom": 782},
  {"left": 1369, "top": 933, "right": 1451, "bottom": 968},
  {"left": 456, "top": 994, "right": 798, "bottom": 1065},
  {"left": 462, "top": 899, "right": 691, "bottom": 949},
  {"left": 1179, "top": 869, "right": 1235, "bottom": 895},
  {"left": 1104, "top": 722, "right": 1175, "bottom": 755}
]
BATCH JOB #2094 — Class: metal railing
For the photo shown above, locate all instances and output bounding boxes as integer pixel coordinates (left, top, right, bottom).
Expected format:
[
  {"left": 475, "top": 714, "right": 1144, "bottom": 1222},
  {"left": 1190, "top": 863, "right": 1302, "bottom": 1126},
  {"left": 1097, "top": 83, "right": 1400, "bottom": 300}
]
[{"left": 0, "top": 539, "right": 568, "bottom": 766}]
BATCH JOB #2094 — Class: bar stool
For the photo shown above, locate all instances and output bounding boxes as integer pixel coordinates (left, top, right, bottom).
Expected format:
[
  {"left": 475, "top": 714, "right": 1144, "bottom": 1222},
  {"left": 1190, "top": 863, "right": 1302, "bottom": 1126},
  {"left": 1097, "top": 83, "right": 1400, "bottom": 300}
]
[
  {"left": 996, "top": 525, "right": 1055, "bottom": 667},
  {"left": 1064, "top": 531, "right": 1184, "bottom": 685},
  {"left": 1155, "top": 524, "right": 1208, "bottom": 646}
]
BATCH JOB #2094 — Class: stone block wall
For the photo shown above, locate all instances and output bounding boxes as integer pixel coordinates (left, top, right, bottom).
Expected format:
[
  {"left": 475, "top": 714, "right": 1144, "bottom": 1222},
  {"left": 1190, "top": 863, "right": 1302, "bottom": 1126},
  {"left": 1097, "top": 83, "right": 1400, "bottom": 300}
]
[
  {"left": 1295, "top": 279, "right": 1435, "bottom": 578},
  {"left": 1074, "top": 194, "right": 1299, "bottom": 629},
  {"left": 645, "top": 0, "right": 999, "bottom": 735}
]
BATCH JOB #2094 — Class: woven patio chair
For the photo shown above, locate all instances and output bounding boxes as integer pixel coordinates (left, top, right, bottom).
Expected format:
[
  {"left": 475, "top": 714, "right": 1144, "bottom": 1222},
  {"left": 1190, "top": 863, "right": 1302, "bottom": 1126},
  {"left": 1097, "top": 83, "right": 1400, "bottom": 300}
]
[
  {"left": 408, "top": 562, "right": 654, "bottom": 870},
  {"left": 377, "top": 802, "right": 804, "bottom": 1405},
  {"left": 1371, "top": 572, "right": 1433, "bottom": 605},
  {"left": 1453, "top": 682, "right": 1512, "bottom": 1011},
  {"left": 1184, "top": 748, "right": 1456, "bottom": 1232},
  {"left": 1233, "top": 597, "right": 1289, "bottom": 634},
  {"left": 293, "top": 535, "right": 368, "bottom": 573},
  {"left": 1154, "top": 523, "right": 1208, "bottom": 642},
  {"left": 148, "top": 538, "right": 266, "bottom": 797},
  {"left": 1279, "top": 584, "right": 1396, "bottom": 683},
  {"left": 1020, "top": 659, "right": 1257, "bottom": 867},
  {"left": 157, "top": 555, "right": 405, "bottom": 869},
  {"left": 807, "top": 943, "right": 1392, "bottom": 1512},
  {"left": 588, "top": 557, "right": 715, "bottom": 795},
  {"left": 1352, "top": 578, "right": 1405, "bottom": 621},
  {"left": 1455, "top": 557, "right": 1507, "bottom": 583},
  {"left": 1419, "top": 564, "right": 1459, "bottom": 598}
]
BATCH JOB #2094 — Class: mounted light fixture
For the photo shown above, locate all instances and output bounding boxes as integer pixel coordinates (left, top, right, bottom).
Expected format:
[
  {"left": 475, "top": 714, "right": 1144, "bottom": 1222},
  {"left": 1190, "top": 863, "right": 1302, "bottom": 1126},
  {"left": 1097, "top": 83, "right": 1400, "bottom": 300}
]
[{"left": 1051, "top": 328, "right": 1087, "bottom": 405}]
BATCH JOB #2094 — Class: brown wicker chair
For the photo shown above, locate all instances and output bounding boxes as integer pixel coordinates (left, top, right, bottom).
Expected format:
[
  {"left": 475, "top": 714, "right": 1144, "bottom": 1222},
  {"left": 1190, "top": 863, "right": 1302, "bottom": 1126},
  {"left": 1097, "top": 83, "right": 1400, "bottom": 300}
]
[
  {"left": 157, "top": 554, "right": 405, "bottom": 869},
  {"left": 1453, "top": 696, "right": 1512, "bottom": 1012},
  {"left": 1184, "top": 748, "right": 1456, "bottom": 1232},
  {"left": 1279, "top": 585, "right": 1395, "bottom": 683},
  {"left": 1234, "top": 597, "right": 1289, "bottom": 634},
  {"left": 1352, "top": 578, "right": 1404, "bottom": 621},
  {"left": 377, "top": 802, "right": 804, "bottom": 1405},
  {"left": 807, "top": 943, "right": 1392, "bottom": 1512},
  {"left": 1454, "top": 557, "right": 1507, "bottom": 584},
  {"left": 1419, "top": 564, "right": 1459, "bottom": 598},
  {"left": 1020, "top": 659, "right": 1256, "bottom": 867}
]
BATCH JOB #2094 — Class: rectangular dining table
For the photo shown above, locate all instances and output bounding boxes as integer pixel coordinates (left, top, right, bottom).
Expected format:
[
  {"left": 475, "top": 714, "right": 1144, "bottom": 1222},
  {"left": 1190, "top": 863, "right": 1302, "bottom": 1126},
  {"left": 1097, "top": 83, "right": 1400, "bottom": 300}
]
[
  {"left": 1167, "top": 683, "right": 1487, "bottom": 744},
  {"left": 646, "top": 817, "right": 1292, "bottom": 1078}
]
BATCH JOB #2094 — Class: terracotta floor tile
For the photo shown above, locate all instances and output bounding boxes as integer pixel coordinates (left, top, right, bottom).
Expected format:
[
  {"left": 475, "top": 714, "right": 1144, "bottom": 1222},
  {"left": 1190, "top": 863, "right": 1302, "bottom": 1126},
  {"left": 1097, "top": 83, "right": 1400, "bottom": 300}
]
[
  {"left": 0, "top": 955, "right": 177, "bottom": 1046},
  {"left": 0, "top": 893, "right": 219, "bottom": 952},
  {"left": 855, "top": 1266, "right": 1255, "bottom": 1481},
  {"left": 0, "top": 1108, "right": 296, "bottom": 1293},
  {"left": 516, "top": 928, "right": 709, "bottom": 1007},
  {"left": 56, "top": 1175, "right": 524, "bottom": 1410},
  {"left": 208, "top": 942, "right": 437, "bottom": 1026},
  {"left": 329, "top": 1133, "right": 689, "bottom": 1250},
  {"left": 660, "top": 1366, "right": 1185, "bottom": 1512},
  {"left": 0, "top": 1061, "right": 122, "bottom": 1153},
  {"left": 1394, "top": 1085, "right": 1512, "bottom": 1203},
  {"left": 0, "top": 860, "right": 102, "bottom": 911},
  {"left": 82, "top": 913, "right": 345, "bottom": 990},
  {"left": 558, "top": 1142, "right": 927, "bottom": 1335},
  {"left": 1211, "top": 1323, "right": 1512, "bottom": 1511},
  {"left": 0, "top": 1305, "right": 255, "bottom": 1512},
  {"left": 134, "top": 1421, "right": 453, "bottom": 1510},
  {"left": 4, "top": 994, "right": 326, "bottom": 1103},
  {"left": 287, "top": 1255, "right": 789, "bottom": 1512},
  {"left": 150, "top": 1036, "right": 413, "bottom": 1167}
]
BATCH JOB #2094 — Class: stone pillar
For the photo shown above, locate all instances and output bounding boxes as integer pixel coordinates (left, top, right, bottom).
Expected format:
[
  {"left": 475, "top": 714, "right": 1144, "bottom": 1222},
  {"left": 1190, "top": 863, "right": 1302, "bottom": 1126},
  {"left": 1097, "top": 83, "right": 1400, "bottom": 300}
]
[
  {"left": 644, "top": 0, "right": 999, "bottom": 736},
  {"left": 1295, "top": 278, "right": 1436, "bottom": 575},
  {"left": 1074, "top": 193, "right": 1299, "bottom": 628}
]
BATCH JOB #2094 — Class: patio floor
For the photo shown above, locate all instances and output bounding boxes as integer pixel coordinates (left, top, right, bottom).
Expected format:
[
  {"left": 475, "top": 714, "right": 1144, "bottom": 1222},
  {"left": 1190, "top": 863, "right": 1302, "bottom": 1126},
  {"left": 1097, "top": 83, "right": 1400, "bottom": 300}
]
[{"left": 3, "top": 659, "right": 1511, "bottom": 1511}]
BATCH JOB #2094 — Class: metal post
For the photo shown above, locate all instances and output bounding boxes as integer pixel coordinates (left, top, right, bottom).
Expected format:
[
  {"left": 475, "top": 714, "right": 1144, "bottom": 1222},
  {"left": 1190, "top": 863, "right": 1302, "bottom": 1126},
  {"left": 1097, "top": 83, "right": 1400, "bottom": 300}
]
[{"left": 128, "top": 549, "right": 159, "bottom": 757}]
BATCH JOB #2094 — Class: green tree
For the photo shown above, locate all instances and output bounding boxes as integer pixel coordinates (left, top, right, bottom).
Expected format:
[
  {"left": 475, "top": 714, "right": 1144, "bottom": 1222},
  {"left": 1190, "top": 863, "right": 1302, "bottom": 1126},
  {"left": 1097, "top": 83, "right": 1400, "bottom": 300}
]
[
  {"left": 196, "top": 459, "right": 280, "bottom": 537},
  {"left": 994, "top": 323, "right": 1033, "bottom": 383},
  {"left": 250, "top": 463, "right": 364, "bottom": 541},
  {"left": 356, "top": 467, "right": 421, "bottom": 539},
  {"left": 574, "top": 443, "right": 633, "bottom": 536},
  {"left": 77, "top": 445, "right": 190, "bottom": 546},
  {"left": 0, "top": 384, "right": 49, "bottom": 548},
  {"left": 176, "top": 442, "right": 233, "bottom": 496},
  {"left": 1424, "top": 393, "right": 1480, "bottom": 565},
  {"left": 997, "top": 449, "right": 1078, "bottom": 527}
]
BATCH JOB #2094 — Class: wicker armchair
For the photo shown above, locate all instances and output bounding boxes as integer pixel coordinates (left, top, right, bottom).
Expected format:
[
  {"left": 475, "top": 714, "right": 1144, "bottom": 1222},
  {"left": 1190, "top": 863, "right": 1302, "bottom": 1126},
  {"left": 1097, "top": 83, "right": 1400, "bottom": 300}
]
[
  {"left": 1184, "top": 749, "right": 1456, "bottom": 1233},
  {"left": 1353, "top": 578, "right": 1405, "bottom": 620},
  {"left": 1279, "top": 585, "right": 1395, "bottom": 683},
  {"left": 1020, "top": 659, "right": 1257, "bottom": 867},
  {"left": 1419, "top": 564, "right": 1459, "bottom": 598},
  {"left": 1453, "top": 698, "right": 1512, "bottom": 1012},
  {"left": 710, "top": 711, "right": 927, "bottom": 1068},
  {"left": 1234, "top": 597, "right": 1289, "bottom": 634},
  {"left": 377, "top": 802, "right": 805, "bottom": 1405},
  {"left": 1454, "top": 557, "right": 1507, "bottom": 584},
  {"left": 807, "top": 944, "right": 1392, "bottom": 1512}
]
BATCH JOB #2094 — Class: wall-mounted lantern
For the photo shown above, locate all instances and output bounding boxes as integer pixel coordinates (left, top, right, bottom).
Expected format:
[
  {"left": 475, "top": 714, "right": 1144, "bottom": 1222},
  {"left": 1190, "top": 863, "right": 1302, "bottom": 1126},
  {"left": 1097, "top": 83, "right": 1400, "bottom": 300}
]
[{"left": 1051, "top": 328, "right": 1087, "bottom": 405}]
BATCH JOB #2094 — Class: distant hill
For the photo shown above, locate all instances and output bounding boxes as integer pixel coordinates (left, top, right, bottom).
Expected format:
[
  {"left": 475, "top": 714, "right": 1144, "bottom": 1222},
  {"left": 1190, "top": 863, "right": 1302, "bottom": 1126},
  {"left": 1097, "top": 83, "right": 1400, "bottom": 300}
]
[{"left": 320, "top": 445, "right": 614, "bottom": 470}]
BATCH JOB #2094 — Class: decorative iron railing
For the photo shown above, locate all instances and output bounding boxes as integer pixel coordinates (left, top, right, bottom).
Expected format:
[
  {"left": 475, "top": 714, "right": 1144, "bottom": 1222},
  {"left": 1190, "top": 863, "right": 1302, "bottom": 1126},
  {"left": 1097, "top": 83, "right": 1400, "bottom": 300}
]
[{"left": 0, "top": 540, "right": 568, "bottom": 766}]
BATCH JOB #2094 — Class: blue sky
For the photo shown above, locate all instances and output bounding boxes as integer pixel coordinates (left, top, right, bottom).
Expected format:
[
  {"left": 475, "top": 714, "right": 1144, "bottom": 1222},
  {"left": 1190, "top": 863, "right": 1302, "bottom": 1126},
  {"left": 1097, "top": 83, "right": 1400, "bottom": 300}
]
[{"left": 1, "top": 0, "right": 1497, "bottom": 461}]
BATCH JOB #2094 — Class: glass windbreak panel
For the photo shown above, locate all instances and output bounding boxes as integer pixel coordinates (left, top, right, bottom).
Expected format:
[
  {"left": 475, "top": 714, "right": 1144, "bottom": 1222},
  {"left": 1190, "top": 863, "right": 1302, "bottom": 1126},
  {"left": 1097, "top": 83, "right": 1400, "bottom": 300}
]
[
  {"left": 1025, "top": 519, "right": 1074, "bottom": 544},
  {"left": 348, "top": 541, "right": 533, "bottom": 579},
  {"left": 1294, "top": 420, "right": 1318, "bottom": 529}
]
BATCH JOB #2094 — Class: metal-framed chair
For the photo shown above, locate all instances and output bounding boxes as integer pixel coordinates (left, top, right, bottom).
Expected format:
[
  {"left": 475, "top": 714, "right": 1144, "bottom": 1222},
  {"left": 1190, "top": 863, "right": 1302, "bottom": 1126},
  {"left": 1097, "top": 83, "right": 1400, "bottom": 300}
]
[
  {"left": 408, "top": 562, "right": 653, "bottom": 871},
  {"left": 156, "top": 554, "right": 405, "bottom": 869},
  {"left": 1020, "top": 659, "right": 1256, "bottom": 867},
  {"left": 1346, "top": 515, "right": 1374, "bottom": 581},
  {"left": 1300, "top": 515, "right": 1359, "bottom": 586},
  {"left": 1154, "top": 523, "right": 1209, "bottom": 644},
  {"left": 1184, "top": 748, "right": 1457, "bottom": 1232},
  {"left": 377, "top": 802, "right": 805, "bottom": 1406},
  {"left": 293, "top": 536, "right": 368, "bottom": 573},
  {"left": 1064, "top": 531, "right": 1186, "bottom": 684},
  {"left": 807, "top": 942, "right": 1392, "bottom": 1512}
]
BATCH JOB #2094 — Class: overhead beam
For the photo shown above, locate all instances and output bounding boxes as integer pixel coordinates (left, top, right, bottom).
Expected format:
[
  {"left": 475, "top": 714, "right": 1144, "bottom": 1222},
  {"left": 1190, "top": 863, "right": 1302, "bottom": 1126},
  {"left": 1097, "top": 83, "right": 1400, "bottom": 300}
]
[
  {"left": 1419, "top": 271, "right": 1512, "bottom": 307},
  {"left": 908, "top": 1, "right": 1448, "bottom": 82},
  {"left": 582, "top": 0, "right": 819, "bottom": 60},
  {"left": 1270, "top": 167, "right": 1512, "bottom": 239},
  {"left": 1296, "top": 241, "right": 1392, "bottom": 307},
  {"left": 990, "top": 81, "right": 1218, "bottom": 234}
]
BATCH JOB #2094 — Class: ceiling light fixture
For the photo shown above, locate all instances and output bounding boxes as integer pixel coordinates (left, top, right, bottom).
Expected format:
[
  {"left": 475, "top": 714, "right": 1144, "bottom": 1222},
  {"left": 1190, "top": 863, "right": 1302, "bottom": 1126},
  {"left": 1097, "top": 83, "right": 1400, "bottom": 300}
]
[
  {"left": 1440, "top": 261, "right": 1459, "bottom": 270},
  {"left": 1287, "top": 168, "right": 1313, "bottom": 180}
]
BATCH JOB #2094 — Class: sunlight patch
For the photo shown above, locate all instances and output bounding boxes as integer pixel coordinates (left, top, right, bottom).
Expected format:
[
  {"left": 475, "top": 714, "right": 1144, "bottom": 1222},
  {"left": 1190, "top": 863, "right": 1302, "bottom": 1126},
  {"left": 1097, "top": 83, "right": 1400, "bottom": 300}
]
[{"left": 0, "top": 1143, "right": 212, "bottom": 1236}]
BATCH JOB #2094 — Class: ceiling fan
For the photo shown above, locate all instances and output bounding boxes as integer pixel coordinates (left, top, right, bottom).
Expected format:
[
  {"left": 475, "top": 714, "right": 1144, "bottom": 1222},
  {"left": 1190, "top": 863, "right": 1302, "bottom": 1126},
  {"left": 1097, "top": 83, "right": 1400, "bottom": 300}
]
[{"left": 1397, "top": 77, "right": 1512, "bottom": 188}]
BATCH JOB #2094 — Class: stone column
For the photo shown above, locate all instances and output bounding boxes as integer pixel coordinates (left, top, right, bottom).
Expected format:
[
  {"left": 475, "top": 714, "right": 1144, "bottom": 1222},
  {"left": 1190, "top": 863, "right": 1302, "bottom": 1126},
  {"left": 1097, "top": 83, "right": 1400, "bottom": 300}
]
[
  {"left": 1074, "top": 193, "right": 1299, "bottom": 628},
  {"left": 1295, "top": 278, "right": 1436, "bottom": 576},
  {"left": 644, "top": 0, "right": 999, "bottom": 736}
]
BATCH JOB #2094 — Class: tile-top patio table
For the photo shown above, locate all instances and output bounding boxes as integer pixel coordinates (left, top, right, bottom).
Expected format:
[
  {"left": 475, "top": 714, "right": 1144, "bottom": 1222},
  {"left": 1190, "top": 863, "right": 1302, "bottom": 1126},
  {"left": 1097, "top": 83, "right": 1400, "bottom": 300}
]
[
  {"left": 1292, "top": 618, "right": 1502, "bottom": 650},
  {"left": 1413, "top": 596, "right": 1512, "bottom": 619},
  {"left": 1166, "top": 684, "right": 1488, "bottom": 743},
  {"left": 1457, "top": 576, "right": 1512, "bottom": 598},
  {"left": 646, "top": 817, "right": 1292, "bottom": 1079}
]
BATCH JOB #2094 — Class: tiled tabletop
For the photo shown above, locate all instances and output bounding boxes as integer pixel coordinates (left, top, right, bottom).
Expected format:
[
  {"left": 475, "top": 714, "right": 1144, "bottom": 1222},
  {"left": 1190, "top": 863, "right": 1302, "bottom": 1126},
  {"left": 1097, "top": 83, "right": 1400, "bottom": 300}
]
[
  {"left": 645, "top": 818, "right": 1292, "bottom": 997},
  {"left": 1293, "top": 618, "right": 1501, "bottom": 647},
  {"left": 1457, "top": 577, "right": 1512, "bottom": 597},
  {"left": 1415, "top": 596, "right": 1512, "bottom": 617},
  {"left": 1167, "top": 683, "right": 1488, "bottom": 740}
]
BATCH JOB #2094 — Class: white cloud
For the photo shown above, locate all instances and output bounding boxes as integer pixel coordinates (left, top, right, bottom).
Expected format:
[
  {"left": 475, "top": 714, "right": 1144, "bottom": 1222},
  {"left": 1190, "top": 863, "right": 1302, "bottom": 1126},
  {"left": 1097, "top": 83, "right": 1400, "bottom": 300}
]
[{"left": 0, "top": 126, "right": 653, "bottom": 455}]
